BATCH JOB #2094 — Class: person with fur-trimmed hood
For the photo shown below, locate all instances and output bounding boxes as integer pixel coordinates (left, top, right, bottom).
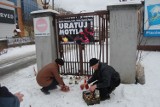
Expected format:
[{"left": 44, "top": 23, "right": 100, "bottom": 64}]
[{"left": 36, "top": 58, "right": 69, "bottom": 94}]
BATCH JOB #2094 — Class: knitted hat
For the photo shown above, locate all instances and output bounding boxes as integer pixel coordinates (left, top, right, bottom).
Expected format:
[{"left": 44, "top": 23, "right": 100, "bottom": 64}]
[
  {"left": 89, "top": 58, "right": 99, "bottom": 67},
  {"left": 55, "top": 58, "right": 64, "bottom": 66}
]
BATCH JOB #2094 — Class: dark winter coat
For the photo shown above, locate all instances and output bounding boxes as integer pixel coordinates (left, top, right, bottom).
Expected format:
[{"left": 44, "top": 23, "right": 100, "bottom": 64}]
[
  {"left": 87, "top": 63, "right": 120, "bottom": 88},
  {"left": 36, "top": 62, "right": 65, "bottom": 87},
  {"left": 0, "top": 86, "right": 20, "bottom": 107}
]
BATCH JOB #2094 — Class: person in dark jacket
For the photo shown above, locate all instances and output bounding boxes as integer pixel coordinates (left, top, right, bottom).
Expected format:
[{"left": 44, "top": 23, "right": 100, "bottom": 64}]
[
  {"left": 0, "top": 86, "right": 24, "bottom": 107},
  {"left": 36, "top": 58, "right": 69, "bottom": 95},
  {"left": 87, "top": 58, "right": 120, "bottom": 101}
]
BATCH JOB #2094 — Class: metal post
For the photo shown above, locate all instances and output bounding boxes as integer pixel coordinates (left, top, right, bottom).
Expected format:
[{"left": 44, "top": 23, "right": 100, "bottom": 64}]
[
  {"left": 52, "top": 0, "right": 54, "bottom": 10},
  {"left": 17, "top": 0, "right": 24, "bottom": 36},
  {"left": 79, "top": 44, "right": 83, "bottom": 75}
]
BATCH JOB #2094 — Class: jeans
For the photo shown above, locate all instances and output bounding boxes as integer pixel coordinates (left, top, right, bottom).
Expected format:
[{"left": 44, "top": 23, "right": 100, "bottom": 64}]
[
  {"left": 0, "top": 96, "right": 20, "bottom": 107},
  {"left": 98, "top": 86, "right": 116, "bottom": 99}
]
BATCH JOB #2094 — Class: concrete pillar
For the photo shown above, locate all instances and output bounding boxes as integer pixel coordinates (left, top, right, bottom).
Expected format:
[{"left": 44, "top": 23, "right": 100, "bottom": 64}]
[
  {"left": 31, "top": 9, "right": 59, "bottom": 71},
  {"left": 108, "top": 4, "right": 141, "bottom": 83}
]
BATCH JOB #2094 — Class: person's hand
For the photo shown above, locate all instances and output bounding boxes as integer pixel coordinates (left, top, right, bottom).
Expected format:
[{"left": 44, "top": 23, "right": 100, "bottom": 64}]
[
  {"left": 80, "top": 84, "right": 85, "bottom": 90},
  {"left": 60, "top": 85, "right": 70, "bottom": 92},
  {"left": 14, "top": 92, "right": 24, "bottom": 102},
  {"left": 85, "top": 84, "right": 89, "bottom": 89},
  {"left": 89, "top": 85, "right": 97, "bottom": 92},
  {"left": 80, "top": 83, "right": 89, "bottom": 90}
]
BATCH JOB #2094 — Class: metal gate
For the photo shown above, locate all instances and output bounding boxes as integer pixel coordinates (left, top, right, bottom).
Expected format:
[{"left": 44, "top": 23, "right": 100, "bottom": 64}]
[{"left": 55, "top": 10, "right": 109, "bottom": 76}]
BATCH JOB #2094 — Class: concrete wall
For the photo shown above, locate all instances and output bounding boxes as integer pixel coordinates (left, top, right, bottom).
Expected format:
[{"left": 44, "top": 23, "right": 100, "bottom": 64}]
[
  {"left": 35, "top": 35, "right": 56, "bottom": 70},
  {"left": 0, "top": 0, "right": 16, "bottom": 39},
  {"left": 108, "top": 4, "right": 141, "bottom": 83}
]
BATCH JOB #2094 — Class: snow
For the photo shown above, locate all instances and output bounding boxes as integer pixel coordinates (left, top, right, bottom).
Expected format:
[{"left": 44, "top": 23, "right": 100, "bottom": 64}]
[
  {"left": 0, "top": 45, "right": 160, "bottom": 107},
  {"left": 0, "top": 45, "right": 35, "bottom": 62}
]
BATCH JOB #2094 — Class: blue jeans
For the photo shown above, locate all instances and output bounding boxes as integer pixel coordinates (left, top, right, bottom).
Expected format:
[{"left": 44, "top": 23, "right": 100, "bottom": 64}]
[{"left": 0, "top": 96, "right": 20, "bottom": 107}]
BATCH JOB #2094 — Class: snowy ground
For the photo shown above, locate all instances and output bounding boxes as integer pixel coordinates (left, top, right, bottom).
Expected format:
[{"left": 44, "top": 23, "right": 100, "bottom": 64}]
[
  {"left": 0, "top": 45, "right": 160, "bottom": 107},
  {"left": 0, "top": 45, "right": 35, "bottom": 63}
]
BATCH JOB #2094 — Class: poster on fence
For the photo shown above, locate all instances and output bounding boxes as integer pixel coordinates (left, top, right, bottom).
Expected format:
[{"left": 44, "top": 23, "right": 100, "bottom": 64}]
[
  {"left": 58, "top": 16, "right": 95, "bottom": 43},
  {"left": 144, "top": 0, "right": 160, "bottom": 37}
]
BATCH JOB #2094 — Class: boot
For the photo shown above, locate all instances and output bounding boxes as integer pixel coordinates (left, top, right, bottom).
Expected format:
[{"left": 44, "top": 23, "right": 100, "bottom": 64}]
[
  {"left": 100, "top": 94, "right": 110, "bottom": 101},
  {"left": 41, "top": 88, "right": 50, "bottom": 95}
]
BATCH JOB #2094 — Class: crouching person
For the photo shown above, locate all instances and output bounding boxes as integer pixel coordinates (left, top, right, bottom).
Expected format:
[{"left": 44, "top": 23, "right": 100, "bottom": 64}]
[
  {"left": 36, "top": 58, "right": 69, "bottom": 95},
  {"left": 0, "top": 86, "right": 24, "bottom": 107},
  {"left": 82, "top": 58, "right": 120, "bottom": 101}
]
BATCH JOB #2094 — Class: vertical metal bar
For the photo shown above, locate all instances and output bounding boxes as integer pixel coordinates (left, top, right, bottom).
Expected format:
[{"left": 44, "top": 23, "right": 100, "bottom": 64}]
[
  {"left": 65, "top": 44, "right": 67, "bottom": 74},
  {"left": 76, "top": 44, "right": 79, "bottom": 75},
  {"left": 65, "top": 44, "right": 68, "bottom": 74},
  {"left": 67, "top": 44, "right": 70, "bottom": 74},
  {"left": 61, "top": 44, "right": 64, "bottom": 74},
  {"left": 79, "top": 44, "right": 83, "bottom": 75},
  {"left": 75, "top": 44, "right": 77, "bottom": 75},
  {"left": 83, "top": 44, "right": 86, "bottom": 75},
  {"left": 69, "top": 44, "right": 72, "bottom": 74},
  {"left": 106, "top": 14, "right": 109, "bottom": 64},
  {"left": 63, "top": 44, "right": 65, "bottom": 74},
  {"left": 85, "top": 44, "right": 88, "bottom": 76},
  {"left": 102, "top": 17, "right": 105, "bottom": 63},
  {"left": 90, "top": 43, "right": 93, "bottom": 75},
  {"left": 74, "top": 43, "right": 77, "bottom": 75},
  {"left": 99, "top": 15, "right": 102, "bottom": 61},
  {"left": 86, "top": 44, "right": 88, "bottom": 75}
]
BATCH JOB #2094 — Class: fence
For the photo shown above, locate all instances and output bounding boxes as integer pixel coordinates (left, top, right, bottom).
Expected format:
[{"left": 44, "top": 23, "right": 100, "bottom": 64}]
[{"left": 56, "top": 10, "right": 109, "bottom": 75}]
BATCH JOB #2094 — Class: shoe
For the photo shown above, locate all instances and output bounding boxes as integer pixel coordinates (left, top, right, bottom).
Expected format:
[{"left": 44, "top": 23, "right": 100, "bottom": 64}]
[
  {"left": 41, "top": 88, "right": 50, "bottom": 95},
  {"left": 100, "top": 95, "right": 110, "bottom": 101}
]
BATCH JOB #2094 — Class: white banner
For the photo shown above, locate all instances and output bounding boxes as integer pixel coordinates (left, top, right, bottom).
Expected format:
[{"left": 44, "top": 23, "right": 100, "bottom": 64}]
[{"left": 58, "top": 17, "right": 94, "bottom": 35}]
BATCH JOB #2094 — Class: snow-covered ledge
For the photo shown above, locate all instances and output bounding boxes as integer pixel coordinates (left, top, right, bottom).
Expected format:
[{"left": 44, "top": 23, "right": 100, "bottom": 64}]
[{"left": 30, "top": 9, "right": 59, "bottom": 15}]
